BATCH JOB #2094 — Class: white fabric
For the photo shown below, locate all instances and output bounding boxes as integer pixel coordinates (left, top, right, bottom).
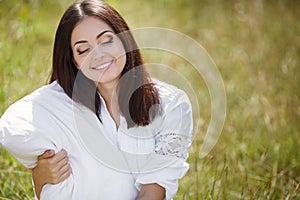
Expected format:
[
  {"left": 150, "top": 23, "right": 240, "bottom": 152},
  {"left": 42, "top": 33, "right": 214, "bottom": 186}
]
[{"left": 0, "top": 80, "right": 193, "bottom": 200}]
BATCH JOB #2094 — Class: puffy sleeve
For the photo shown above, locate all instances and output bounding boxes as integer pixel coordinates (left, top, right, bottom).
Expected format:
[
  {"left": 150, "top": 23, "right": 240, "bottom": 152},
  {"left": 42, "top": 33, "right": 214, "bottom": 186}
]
[{"left": 135, "top": 87, "right": 193, "bottom": 200}]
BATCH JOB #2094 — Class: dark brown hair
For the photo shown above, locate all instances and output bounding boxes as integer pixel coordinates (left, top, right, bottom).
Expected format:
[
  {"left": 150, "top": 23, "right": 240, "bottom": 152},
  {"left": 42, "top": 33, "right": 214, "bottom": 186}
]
[{"left": 49, "top": 0, "right": 160, "bottom": 127}]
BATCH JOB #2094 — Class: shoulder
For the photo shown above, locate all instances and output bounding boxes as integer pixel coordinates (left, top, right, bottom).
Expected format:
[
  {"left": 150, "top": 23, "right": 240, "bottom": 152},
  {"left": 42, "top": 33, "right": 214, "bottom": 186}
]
[{"left": 153, "top": 79, "right": 191, "bottom": 108}]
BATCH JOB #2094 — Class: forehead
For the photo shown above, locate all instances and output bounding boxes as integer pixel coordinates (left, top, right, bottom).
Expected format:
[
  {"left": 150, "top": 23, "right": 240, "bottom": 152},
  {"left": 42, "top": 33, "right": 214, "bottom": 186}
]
[{"left": 71, "top": 16, "right": 113, "bottom": 45}]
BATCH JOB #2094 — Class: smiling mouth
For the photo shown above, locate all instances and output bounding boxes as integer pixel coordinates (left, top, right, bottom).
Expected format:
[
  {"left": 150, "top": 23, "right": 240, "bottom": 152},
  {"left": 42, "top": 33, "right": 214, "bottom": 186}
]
[{"left": 92, "top": 60, "right": 113, "bottom": 70}]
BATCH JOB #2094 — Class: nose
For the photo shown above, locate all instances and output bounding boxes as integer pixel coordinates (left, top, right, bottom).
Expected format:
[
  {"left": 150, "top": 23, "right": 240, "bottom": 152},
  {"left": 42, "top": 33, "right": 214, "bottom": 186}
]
[
  {"left": 93, "top": 45, "right": 105, "bottom": 56},
  {"left": 91, "top": 45, "right": 105, "bottom": 62}
]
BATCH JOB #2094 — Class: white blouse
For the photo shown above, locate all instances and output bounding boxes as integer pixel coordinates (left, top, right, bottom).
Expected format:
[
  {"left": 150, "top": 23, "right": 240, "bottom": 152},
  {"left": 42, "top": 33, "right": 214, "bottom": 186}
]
[{"left": 0, "top": 79, "right": 193, "bottom": 200}]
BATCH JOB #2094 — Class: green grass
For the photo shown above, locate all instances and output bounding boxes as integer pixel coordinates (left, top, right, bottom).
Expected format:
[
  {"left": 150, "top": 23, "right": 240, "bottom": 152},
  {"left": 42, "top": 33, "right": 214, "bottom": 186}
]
[{"left": 0, "top": 0, "right": 299, "bottom": 199}]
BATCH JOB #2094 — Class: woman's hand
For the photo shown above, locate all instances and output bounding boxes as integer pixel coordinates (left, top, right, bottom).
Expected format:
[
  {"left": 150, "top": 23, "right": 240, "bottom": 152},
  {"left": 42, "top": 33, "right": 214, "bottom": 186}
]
[
  {"left": 137, "top": 183, "right": 165, "bottom": 200},
  {"left": 32, "top": 149, "right": 72, "bottom": 199}
]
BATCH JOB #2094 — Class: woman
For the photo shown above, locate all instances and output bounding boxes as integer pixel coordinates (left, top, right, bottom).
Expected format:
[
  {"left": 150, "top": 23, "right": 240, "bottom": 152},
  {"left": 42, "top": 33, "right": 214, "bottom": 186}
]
[{"left": 0, "top": 0, "right": 193, "bottom": 199}]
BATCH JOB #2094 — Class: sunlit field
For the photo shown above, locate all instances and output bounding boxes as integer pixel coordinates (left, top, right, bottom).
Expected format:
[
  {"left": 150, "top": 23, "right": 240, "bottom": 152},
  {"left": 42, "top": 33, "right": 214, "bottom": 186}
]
[{"left": 0, "top": 0, "right": 299, "bottom": 199}]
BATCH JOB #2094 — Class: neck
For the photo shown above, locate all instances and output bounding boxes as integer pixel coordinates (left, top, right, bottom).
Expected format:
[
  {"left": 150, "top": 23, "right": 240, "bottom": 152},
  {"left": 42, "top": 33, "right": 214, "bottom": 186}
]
[
  {"left": 97, "top": 83, "right": 118, "bottom": 107},
  {"left": 97, "top": 82, "right": 120, "bottom": 128}
]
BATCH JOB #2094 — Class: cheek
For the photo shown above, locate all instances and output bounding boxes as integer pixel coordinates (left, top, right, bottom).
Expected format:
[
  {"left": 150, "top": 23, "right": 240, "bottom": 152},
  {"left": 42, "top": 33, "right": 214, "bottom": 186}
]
[
  {"left": 110, "top": 39, "right": 126, "bottom": 59},
  {"left": 114, "top": 46, "right": 126, "bottom": 58},
  {"left": 73, "top": 54, "right": 84, "bottom": 69},
  {"left": 118, "top": 54, "right": 127, "bottom": 69}
]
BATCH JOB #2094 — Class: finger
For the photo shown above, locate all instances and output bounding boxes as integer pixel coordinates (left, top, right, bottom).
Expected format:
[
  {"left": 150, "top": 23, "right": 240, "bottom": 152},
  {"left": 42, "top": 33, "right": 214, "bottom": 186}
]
[
  {"left": 51, "top": 165, "right": 72, "bottom": 184},
  {"left": 51, "top": 149, "right": 68, "bottom": 163},
  {"left": 58, "top": 167, "right": 72, "bottom": 183},
  {"left": 38, "top": 149, "right": 55, "bottom": 160},
  {"left": 59, "top": 163, "right": 72, "bottom": 177},
  {"left": 54, "top": 156, "right": 69, "bottom": 171}
]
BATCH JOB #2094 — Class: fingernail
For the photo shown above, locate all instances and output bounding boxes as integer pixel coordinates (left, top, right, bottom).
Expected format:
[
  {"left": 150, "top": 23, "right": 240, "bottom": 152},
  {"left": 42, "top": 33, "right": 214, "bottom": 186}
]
[{"left": 47, "top": 149, "right": 54, "bottom": 154}]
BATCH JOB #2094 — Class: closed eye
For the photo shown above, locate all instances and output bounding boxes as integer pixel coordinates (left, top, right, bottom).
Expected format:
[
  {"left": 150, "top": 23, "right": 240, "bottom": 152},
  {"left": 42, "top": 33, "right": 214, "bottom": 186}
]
[
  {"left": 77, "top": 48, "right": 90, "bottom": 55},
  {"left": 100, "top": 36, "right": 114, "bottom": 45}
]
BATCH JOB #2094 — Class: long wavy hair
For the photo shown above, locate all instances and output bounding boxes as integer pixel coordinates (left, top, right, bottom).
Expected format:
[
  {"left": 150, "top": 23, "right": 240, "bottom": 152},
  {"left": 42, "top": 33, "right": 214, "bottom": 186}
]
[{"left": 49, "top": 0, "right": 160, "bottom": 127}]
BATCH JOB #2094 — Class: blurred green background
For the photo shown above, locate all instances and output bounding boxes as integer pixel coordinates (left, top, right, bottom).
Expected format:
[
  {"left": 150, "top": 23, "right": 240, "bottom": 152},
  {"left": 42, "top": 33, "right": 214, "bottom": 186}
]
[{"left": 0, "top": 0, "right": 299, "bottom": 199}]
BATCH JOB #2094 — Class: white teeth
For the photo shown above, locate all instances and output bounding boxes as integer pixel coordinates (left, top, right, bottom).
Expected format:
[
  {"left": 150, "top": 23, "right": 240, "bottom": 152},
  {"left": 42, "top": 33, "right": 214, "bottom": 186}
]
[{"left": 93, "top": 61, "right": 112, "bottom": 70}]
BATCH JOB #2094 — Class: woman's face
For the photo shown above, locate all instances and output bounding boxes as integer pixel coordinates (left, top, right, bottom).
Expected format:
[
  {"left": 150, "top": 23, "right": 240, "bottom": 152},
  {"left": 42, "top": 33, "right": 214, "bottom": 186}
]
[{"left": 71, "top": 16, "right": 126, "bottom": 84}]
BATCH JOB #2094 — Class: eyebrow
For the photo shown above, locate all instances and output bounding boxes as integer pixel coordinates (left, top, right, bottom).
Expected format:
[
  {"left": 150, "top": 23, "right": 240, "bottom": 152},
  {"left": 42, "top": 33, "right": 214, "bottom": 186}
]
[{"left": 73, "top": 30, "right": 113, "bottom": 47}]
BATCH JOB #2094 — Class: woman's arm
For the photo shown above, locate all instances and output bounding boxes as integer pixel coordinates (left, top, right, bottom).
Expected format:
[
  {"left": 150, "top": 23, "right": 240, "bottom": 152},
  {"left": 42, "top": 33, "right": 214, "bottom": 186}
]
[
  {"left": 137, "top": 183, "right": 165, "bottom": 200},
  {"left": 32, "top": 149, "right": 72, "bottom": 199}
]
